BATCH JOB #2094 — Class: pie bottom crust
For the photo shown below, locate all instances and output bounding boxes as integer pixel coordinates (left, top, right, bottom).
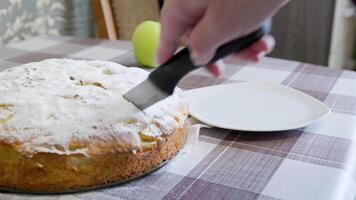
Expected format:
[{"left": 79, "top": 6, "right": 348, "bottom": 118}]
[{"left": 0, "top": 121, "right": 188, "bottom": 193}]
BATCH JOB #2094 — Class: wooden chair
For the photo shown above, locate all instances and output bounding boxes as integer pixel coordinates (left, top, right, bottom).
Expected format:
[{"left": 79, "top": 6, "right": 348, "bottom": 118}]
[{"left": 92, "top": 0, "right": 162, "bottom": 40}]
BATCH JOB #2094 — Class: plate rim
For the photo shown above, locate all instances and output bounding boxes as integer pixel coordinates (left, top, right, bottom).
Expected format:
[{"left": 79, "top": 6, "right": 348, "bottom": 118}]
[{"left": 184, "top": 81, "right": 331, "bottom": 132}]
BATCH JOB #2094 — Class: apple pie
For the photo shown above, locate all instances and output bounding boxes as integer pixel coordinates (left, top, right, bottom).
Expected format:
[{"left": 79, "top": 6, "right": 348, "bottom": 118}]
[{"left": 0, "top": 59, "right": 189, "bottom": 192}]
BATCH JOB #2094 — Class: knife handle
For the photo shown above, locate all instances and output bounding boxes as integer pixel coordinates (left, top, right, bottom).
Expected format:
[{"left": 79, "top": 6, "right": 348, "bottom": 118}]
[{"left": 149, "top": 20, "right": 272, "bottom": 95}]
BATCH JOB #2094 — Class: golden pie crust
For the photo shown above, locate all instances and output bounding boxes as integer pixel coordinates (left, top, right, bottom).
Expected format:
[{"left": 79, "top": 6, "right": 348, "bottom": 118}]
[
  {"left": 0, "top": 122, "right": 188, "bottom": 192},
  {"left": 0, "top": 59, "right": 189, "bottom": 192}
]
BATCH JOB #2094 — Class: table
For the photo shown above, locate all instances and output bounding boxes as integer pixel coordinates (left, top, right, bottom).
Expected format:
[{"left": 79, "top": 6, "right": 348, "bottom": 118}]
[{"left": 0, "top": 36, "right": 356, "bottom": 200}]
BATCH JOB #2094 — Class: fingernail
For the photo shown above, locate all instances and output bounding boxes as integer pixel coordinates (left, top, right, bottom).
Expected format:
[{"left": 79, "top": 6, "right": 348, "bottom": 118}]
[
  {"left": 256, "top": 51, "right": 267, "bottom": 61},
  {"left": 205, "top": 64, "right": 219, "bottom": 77},
  {"left": 190, "top": 51, "right": 210, "bottom": 66}
]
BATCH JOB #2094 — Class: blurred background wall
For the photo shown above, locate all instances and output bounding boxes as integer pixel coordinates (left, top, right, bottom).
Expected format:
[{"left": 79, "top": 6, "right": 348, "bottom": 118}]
[
  {"left": 0, "top": 0, "right": 94, "bottom": 44},
  {"left": 271, "top": 0, "right": 356, "bottom": 69}
]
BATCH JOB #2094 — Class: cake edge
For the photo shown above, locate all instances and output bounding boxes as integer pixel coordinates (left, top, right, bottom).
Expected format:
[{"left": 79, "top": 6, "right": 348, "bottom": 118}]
[{"left": 0, "top": 120, "right": 189, "bottom": 193}]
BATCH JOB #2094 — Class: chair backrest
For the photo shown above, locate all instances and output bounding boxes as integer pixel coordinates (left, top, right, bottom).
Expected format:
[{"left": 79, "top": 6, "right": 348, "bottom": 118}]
[{"left": 93, "top": 0, "right": 160, "bottom": 41}]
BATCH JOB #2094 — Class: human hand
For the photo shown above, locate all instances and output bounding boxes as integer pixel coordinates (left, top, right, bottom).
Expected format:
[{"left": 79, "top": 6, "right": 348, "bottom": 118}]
[
  {"left": 205, "top": 35, "right": 276, "bottom": 76},
  {"left": 156, "top": 0, "right": 287, "bottom": 76}
]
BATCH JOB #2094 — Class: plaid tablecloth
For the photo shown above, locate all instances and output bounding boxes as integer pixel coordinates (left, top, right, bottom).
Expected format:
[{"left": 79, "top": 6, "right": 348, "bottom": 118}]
[{"left": 0, "top": 36, "right": 356, "bottom": 200}]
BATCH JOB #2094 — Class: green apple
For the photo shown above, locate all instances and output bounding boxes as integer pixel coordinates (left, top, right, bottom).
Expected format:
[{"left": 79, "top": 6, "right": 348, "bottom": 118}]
[{"left": 132, "top": 21, "right": 161, "bottom": 68}]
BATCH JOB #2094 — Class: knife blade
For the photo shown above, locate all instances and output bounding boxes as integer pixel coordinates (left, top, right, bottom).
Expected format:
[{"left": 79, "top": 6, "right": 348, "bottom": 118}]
[{"left": 124, "top": 20, "right": 272, "bottom": 110}]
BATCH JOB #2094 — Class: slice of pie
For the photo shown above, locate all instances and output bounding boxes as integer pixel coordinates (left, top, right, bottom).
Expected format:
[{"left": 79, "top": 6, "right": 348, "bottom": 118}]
[{"left": 0, "top": 59, "right": 189, "bottom": 192}]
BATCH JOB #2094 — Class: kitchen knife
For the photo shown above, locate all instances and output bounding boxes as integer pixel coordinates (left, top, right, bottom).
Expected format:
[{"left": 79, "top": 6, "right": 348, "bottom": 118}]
[{"left": 124, "top": 21, "right": 272, "bottom": 110}]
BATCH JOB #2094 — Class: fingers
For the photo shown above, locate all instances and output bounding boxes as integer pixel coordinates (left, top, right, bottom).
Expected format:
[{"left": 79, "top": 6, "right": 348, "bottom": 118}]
[
  {"left": 262, "top": 34, "right": 276, "bottom": 53},
  {"left": 205, "top": 64, "right": 220, "bottom": 77},
  {"left": 205, "top": 60, "right": 225, "bottom": 77},
  {"left": 182, "top": 28, "right": 192, "bottom": 45},
  {"left": 232, "top": 35, "right": 275, "bottom": 62},
  {"left": 186, "top": 0, "right": 285, "bottom": 66},
  {"left": 156, "top": 2, "right": 190, "bottom": 64},
  {"left": 188, "top": 2, "right": 232, "bottom": 65},
  {"left": 156, "top": 0, "right": 209, "bottom": 64},
  {"left": 205, "top": 35, "right": 274, "bottom": 76}
]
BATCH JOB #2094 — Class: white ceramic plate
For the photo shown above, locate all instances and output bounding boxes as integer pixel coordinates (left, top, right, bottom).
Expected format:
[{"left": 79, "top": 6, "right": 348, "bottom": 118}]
[{"left": 184, "top": 82, "right": 330, "bottom": 132}]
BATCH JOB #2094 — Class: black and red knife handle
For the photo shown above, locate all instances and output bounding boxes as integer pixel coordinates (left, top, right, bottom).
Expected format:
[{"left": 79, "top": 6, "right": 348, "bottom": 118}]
[{"left": 149, "top": 20, "right": 272, "bottom": 95}]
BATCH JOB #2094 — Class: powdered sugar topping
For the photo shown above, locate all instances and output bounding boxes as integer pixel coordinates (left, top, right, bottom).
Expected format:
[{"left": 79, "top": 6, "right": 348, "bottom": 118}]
[{"left": 0, "top": 59, "right": 188, "bottom": 156}]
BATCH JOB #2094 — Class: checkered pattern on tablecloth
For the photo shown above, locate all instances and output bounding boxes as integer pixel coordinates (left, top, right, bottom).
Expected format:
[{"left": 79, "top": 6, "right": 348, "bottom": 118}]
[{"left": 0, "top": 36, "right": 356, "bottom": 200}]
